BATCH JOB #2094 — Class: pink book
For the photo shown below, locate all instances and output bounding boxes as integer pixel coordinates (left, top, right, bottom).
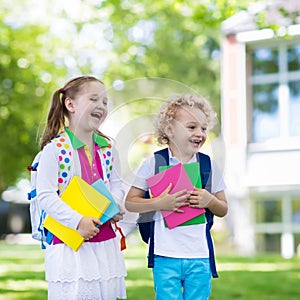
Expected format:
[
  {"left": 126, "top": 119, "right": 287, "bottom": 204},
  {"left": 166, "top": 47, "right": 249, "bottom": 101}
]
[{"left": 146, "top": 163, "right": 205, "bottom": 229}]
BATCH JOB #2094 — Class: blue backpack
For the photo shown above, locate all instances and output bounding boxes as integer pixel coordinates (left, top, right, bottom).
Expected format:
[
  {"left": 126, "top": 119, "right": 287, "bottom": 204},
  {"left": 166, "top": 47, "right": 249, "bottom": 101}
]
[{"left": 137, "top": 148, "right": 218, "bottom": 278}]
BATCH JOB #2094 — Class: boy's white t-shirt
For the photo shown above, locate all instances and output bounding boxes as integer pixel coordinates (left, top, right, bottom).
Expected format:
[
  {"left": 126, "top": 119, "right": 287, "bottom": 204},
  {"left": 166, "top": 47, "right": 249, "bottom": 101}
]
[{"left": 133, "top": 150, "right": 226, "bottom": 258}]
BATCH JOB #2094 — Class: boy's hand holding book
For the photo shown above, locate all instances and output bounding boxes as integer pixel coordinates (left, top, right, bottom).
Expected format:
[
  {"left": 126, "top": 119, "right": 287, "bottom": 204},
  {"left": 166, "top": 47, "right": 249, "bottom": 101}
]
[
  {"left": 146, "top": 163, "right": 206, "bottom": 229},
  {"left": 154, "top": 183, "right": 189, "bottom": 213},
  {"left": 188, "top": 188, "right": 212, "bottom": 208}
]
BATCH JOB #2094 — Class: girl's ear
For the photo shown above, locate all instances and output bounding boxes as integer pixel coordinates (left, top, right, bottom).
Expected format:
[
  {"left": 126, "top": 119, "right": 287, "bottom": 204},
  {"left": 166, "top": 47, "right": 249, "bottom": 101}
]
[{"left": 64, "top": 97, "right": 75, "bottom": 113}]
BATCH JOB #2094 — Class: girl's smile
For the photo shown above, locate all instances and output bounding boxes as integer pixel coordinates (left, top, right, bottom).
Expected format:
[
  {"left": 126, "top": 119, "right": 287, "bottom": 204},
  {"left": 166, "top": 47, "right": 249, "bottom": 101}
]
[{"left": 67, "top": 81, "right": 108, "bottom": 134}]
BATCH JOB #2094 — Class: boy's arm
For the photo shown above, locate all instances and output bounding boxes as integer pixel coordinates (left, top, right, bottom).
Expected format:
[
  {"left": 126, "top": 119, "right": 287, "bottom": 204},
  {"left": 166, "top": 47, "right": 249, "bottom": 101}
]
[
  {"left": 125, "top": 185, "right": 189, "bottom": 213},
  {"left": 189, "top": 189, "right": 228, "bottom": 217},
  {"left": 206, "top": 190, "right": 228, "bottom": 217}
]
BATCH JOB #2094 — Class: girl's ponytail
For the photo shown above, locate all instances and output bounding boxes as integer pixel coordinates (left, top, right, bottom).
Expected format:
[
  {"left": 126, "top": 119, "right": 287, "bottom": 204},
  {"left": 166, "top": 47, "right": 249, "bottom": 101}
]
[{"left": 40, "top": 89, "right": 67, "bottom": 149}]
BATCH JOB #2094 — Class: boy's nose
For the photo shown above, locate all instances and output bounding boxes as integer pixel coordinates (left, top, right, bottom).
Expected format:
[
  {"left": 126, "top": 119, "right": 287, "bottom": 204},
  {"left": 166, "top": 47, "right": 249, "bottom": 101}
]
[{"left": 196, "top": 128, "right": 205, "bottom": 136}]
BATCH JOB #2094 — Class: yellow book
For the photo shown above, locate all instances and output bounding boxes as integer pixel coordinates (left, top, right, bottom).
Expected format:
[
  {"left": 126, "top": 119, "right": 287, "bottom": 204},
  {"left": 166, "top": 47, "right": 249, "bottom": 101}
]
[{"left": 43, "top": 176, "right": 110, "bottom": 251}]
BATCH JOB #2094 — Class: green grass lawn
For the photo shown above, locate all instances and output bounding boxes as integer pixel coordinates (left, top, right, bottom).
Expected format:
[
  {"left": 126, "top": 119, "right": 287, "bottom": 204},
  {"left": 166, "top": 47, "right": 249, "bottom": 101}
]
[{"left": 0, "top": 235, "right": 300, "bottom": 299}]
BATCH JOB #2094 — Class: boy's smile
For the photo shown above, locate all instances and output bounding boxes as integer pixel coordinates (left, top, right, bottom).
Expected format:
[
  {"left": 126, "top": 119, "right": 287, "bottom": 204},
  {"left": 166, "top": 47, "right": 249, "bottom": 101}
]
[{"left": 166, "top": 106, "right": 208, "bottom": 162}]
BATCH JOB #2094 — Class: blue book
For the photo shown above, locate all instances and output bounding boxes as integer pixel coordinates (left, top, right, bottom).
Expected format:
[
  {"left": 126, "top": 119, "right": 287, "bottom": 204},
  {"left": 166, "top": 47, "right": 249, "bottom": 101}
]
[{"left": 91, "top": 179, "right": 120, "bottom": 223}]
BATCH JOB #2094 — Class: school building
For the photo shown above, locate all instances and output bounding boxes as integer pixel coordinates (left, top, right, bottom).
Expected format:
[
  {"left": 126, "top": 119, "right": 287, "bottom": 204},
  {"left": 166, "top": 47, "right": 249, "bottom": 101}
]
[{"left": 220, "top": 0, "right": 300, "bottom": 257}]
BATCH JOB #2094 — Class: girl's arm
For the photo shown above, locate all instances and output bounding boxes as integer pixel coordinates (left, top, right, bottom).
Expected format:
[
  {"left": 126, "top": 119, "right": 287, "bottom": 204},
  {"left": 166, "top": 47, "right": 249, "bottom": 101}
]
[
  {"left": 107, "top": 145, "right": 126, "bottom": 223},
  {"left": 108, "top": 144, "right": 125, "bottom": 205},
  {"left": 125, "top": 185, "right": 189, "bottom": 213},
  {"left": 36, "top": 142, "right": 83, "bottom": 230}
]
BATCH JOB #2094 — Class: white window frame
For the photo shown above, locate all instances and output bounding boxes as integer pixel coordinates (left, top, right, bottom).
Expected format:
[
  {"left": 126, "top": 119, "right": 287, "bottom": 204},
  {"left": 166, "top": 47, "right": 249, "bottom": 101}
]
[{"left": 246, "top": 36, "right": 300, "bottom": 151}]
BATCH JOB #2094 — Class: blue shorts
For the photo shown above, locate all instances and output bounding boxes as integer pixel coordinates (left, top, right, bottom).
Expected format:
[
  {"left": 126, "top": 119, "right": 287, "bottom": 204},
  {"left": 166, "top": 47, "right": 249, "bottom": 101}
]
[{"left": 152, "top": 256, "right": 212, "bottom": 300}]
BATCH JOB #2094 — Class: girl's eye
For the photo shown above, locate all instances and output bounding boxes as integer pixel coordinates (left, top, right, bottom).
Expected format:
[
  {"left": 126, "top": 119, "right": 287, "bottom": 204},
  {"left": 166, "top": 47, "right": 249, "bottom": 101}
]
[
  {"left": 202, "top": 127, "right": 207, "bottom": 132},
  {"left": 90, "top": 98, "right": 97, "bottom": 102},
  {"left": 188, "top": 126, "right": 196, "bottom": 130}
]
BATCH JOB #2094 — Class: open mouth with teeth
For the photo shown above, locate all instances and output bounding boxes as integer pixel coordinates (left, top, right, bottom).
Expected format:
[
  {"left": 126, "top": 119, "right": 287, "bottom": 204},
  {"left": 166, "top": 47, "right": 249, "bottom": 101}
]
[
  {"left": 190, "top": 139, "right": 201, "bottom": 147},
  {"left": 91, "top": 112, "right": 102, "bottom": 120}
]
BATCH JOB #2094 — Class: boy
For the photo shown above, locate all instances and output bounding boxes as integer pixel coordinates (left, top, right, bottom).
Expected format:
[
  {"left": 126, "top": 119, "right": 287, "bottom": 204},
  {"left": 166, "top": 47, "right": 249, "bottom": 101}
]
[{"left": 125, "top": 94, "right": 228, "bottom": 300}]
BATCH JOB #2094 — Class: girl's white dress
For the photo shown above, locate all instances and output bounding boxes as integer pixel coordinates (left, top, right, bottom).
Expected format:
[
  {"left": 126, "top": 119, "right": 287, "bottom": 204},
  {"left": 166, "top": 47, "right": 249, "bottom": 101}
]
[
  {"left": 36, "top": 131, "right": 127, "bottom": 300},
  {"left": 46, "top": 239, "right": 126, "bottom": 300}
]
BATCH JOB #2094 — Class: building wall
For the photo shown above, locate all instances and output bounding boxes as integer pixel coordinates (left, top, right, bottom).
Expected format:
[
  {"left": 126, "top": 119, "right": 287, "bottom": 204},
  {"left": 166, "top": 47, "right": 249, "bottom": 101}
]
[
  {"left": 221, "top": 29, "right": 300, "bottom": 257},
  {"left": 221, "top": 34, "right": 255, "bottom": 255}
]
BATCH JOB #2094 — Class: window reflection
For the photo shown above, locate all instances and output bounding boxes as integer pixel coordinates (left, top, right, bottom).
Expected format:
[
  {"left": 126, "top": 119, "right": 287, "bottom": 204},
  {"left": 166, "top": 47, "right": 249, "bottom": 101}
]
[
  {"left": 252, "top": 48, "right": 279, "bottom": 75},
  {"left": 292, "top": 199, "right": 300, "bottom": 223},
  {"left": 255, "top": 199, "right": 282, "bottom": 223},
  {"left": 288, "top": 45, "right": 300, "bottom": 71},
  {"left": 256, "top": 233, "right": 281, "bottom": 252},
  {"left": 288, "top": 80, "right": 300, "bottom": 136},
  {"left": 252, "top": 84, "right": 279, "bottom": 142}
]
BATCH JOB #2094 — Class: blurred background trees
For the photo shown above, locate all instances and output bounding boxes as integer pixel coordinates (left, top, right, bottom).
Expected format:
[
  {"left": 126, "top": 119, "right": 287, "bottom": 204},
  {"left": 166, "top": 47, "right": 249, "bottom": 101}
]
[{"left": 0, "top": 0, "right": 256, "bottom": 195}]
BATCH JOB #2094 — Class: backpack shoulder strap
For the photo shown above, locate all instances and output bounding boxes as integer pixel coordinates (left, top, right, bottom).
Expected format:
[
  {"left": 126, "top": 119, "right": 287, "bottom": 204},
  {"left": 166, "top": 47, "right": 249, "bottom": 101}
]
[
  {"left": 154, "top": 148, "right": 169, "bottom": 174},
  {"left": 51, "top": 131, "right": 73, "bottom": 195},
  {"left": 98, "top": 139, "right": 114, "bottom": 181},
  {"left": 27, "top": 151, "right": 42, "bottom": 200},
  {"left": 196, "top": 152, "right": 218, "bottom": 278},
  {"left": 197, "top": 152, "right": 211, "bottom": 192},
  {"left": 44, "top": 132, "right": 73, "bottom": 245}
]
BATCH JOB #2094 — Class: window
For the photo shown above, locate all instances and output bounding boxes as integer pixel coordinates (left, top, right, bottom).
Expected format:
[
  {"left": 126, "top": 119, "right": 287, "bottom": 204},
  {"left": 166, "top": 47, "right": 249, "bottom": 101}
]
[
  {"left": 294, "top": 233, "right": 300, "bottom": 253},
  {"left": 252, "top": 48, "right": 279, "bottom": 75},
  {"left": 256, "top": 233, "right": 281, "bottom": 252},
  {"left": 292, "top": 198, "right": 300, "bottom": 223},
  {"left": 255, "top": 198, "right": 282, "bottom": 223},
  {"left": 254, "top": 195, "right": 300, "bottom": 254},
  {"left": 288, "top": 80, "right": 300, "bottom": 136},
  {"left": 249, "top": 41, "right": 300, "bottom": 143},
  {"left": 252, "top": 83, "right": 279, "bottom": 142}
]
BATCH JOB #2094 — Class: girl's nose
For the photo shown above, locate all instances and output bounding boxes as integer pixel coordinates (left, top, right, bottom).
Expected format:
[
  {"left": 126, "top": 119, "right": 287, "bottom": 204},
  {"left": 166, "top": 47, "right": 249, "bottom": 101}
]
[{"left": 96, "top": 99, "right": 107, "bottom": 109}]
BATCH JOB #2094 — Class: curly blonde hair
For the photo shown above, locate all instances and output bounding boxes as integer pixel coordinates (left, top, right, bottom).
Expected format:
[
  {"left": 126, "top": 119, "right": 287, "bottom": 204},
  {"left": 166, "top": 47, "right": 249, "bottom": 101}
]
[{"left": 154, "top": 94, "right": 217, "bottom": 145}]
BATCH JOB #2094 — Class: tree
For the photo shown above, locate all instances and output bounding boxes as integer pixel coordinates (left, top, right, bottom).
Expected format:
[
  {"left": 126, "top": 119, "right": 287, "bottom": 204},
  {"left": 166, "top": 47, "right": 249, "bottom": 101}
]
[
  {"left": 0, "top": 7, "right": 67, "bottom": 194},
  {"left": 0, "top": 0, "right": 258, "bottom": 194}
]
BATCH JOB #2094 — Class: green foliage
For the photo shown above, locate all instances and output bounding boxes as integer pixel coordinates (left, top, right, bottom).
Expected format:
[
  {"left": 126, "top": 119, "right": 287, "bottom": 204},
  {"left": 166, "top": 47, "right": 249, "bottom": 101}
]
[
  {"left": 1, "top": 0, "right": 293, "bottom": 192},
  {"left": 0, "top": 7, "right": 67, "bottom": 193},
  {"left": 0, "top": 0, "right": 253, "bottom": 193},
  {"left": 100, "top": 0, "right": 252, "bottom": 103}
]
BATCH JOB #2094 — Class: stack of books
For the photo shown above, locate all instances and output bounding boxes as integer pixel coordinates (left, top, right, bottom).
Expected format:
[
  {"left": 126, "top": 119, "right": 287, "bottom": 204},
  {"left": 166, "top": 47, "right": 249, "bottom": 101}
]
[
  {"left": 146, "top": 162, "right": 206, "bottom": 229},
  {"left": 43, "top": 176, "right": 120, "bottom": 251}
]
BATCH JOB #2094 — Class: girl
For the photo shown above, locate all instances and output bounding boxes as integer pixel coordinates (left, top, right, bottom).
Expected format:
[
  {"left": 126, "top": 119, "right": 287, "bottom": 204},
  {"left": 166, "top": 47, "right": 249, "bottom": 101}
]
[{"left": 36, "top": 76, "right": 127, "bottom": 300}]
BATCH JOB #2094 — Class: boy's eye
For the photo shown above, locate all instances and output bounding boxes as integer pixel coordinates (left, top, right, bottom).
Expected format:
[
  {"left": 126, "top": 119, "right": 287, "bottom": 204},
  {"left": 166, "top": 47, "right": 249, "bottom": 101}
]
[
  {"left": 202, "top": 127, "right": 207, "bottom": 132},
  {"left": 188, "top": 126, "right": 196, "bottom": 129}
]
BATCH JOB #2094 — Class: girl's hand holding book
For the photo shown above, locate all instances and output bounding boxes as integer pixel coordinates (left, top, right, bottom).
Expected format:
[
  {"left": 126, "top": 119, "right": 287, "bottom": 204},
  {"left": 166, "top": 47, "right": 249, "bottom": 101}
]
[
  {"left": 112, "top": 205, "right": 125, "bottom": 222},
  {"left": 77, "top": 216, "right": 101, "bottom": 240}
]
